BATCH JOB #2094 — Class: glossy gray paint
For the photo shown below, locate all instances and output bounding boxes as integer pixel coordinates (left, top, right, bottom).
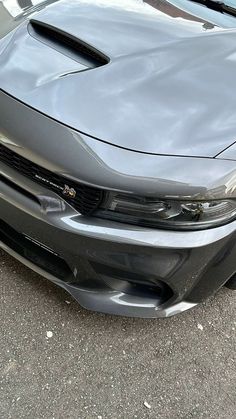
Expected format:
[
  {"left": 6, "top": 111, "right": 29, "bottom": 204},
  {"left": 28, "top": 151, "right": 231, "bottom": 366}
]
[
  {"left": 217, "top": 142, "right": 236, "bottom": 161},
  {"left": 0, "top": 0, "right": 236, "bottom": 317},
  {"left": 1, "top": 114, "right": 236, "bottom": 317},
  {"left": 0, "top": 91, "right": 236, "bottom": 201},
  {"left": 0, "top": 90, "right": 236, "bottom": 317},
  {"left": 1, "top": 0, "right": 236, "bottom": 157}
]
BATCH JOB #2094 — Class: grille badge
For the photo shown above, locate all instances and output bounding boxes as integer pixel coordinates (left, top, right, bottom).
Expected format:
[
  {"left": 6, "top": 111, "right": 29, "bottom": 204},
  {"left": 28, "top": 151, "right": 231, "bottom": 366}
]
[{"left": 62, "top": 184, "right": 77, "bottom": 199}]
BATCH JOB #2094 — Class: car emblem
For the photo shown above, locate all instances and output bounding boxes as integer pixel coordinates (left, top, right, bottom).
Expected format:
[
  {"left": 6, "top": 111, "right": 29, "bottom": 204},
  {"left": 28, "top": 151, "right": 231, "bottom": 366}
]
[{"left": 62, "top": 184, "right": 77, "bottom": 199}]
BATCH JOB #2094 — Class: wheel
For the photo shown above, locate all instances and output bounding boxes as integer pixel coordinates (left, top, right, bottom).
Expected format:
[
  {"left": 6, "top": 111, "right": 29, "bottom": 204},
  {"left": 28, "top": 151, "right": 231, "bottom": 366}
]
[{"left": 225, "top": 274, "right": 236, "bottom": 290}]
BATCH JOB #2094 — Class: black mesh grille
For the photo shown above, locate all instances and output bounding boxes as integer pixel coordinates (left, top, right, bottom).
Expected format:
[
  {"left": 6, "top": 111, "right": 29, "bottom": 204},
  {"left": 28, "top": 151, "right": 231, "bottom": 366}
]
[{"left": 0, "top": 144, "right": 104, "bottom": 215}]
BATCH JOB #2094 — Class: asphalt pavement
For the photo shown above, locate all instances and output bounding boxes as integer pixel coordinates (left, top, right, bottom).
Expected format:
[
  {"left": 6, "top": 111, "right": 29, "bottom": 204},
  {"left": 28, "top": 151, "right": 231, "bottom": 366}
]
[{"left": 0, "top": 249, "right": 235, "bottom": 419}]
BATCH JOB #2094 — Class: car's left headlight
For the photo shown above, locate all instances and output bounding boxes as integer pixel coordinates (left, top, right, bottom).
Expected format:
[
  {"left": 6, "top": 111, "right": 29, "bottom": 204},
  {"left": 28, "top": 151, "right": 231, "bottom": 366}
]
[{"left": 96, "top": 193, "right": 236, "bottom": 230}]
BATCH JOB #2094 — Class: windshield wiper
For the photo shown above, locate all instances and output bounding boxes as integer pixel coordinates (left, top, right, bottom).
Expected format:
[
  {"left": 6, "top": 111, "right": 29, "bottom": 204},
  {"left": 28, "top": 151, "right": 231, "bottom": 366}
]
[{"left": 189, "top": 0, "right": 236, "bottom": 17}]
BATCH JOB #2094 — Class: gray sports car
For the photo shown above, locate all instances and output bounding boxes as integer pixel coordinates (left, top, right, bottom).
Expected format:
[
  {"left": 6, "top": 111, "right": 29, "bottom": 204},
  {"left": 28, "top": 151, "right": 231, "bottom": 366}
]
[{"left": 0, "top": 0, "right": 236, "bottom": 318}]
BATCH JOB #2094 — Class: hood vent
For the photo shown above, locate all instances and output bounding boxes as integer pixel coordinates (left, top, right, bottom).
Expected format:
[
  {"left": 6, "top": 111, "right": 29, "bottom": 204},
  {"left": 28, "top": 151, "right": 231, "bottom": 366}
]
[{"left": 28, "top": 19, "right": 109, "bottom": 68}]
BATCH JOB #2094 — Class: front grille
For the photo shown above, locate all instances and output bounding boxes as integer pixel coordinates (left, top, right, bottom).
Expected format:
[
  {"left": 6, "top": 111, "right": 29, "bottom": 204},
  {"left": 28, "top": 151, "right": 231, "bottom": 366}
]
[{"left": 0, "top": 144, "right": 104, "bottom": 215}]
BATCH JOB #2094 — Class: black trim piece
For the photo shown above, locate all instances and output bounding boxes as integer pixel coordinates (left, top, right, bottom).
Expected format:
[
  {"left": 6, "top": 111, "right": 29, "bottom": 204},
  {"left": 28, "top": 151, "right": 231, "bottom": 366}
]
[
  {"left": 0, "top": 220, "right": 72, "bottom": 280},
  {"left": 28, "top": 19, "right": 110, "bottom": 67},
  {"left": 0, "top": 174, "right": 40, "bottom": 206}
]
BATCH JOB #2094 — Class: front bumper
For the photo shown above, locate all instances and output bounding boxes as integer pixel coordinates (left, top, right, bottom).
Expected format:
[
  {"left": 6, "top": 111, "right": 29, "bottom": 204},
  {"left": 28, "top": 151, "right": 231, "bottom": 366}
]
[
  {"left": 1, "top": 165, "right": 235, "bottom": 318},
  {"left": 0, "top": 91, "right": 236, "bottom": 318}
]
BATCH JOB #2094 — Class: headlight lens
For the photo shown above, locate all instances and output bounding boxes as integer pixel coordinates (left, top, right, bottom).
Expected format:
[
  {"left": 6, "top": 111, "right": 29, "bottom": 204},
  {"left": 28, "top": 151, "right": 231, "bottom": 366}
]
[{"left": 97, "top": 193, "right": 236, "bottom": 230}]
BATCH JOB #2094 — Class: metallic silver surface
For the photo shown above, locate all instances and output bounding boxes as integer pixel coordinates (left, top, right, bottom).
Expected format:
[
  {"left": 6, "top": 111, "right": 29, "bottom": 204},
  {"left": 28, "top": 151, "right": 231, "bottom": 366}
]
[
  {"left": 1, "top": 166, "right": 235, "bottom": 318},
  {"left": 1, "top": 0, "right": 236, "bottom": 157},
  {"left": 1, "top": 172, "right": 235, "bottom": 317},
  {"left": 0, "top": 91, "right": 236, "bottom": 202},
  {"left": 0, "top": 0, "right": 236, "bottom": 317}
]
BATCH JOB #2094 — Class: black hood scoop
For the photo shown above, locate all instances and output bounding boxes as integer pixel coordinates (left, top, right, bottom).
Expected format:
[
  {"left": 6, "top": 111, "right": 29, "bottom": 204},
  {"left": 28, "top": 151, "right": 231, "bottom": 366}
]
[
  {"left": 1, "top": 0, "right": 236, "bottom": 158},
  {"left": 28, "top": 19, "right": 110, "bottom": 68}
]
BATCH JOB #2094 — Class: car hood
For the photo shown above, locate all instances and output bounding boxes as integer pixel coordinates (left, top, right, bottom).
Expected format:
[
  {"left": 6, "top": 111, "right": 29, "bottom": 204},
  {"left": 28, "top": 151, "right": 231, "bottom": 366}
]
[{"left": 1, "top": 0, "right": 236, "bottom": 158}]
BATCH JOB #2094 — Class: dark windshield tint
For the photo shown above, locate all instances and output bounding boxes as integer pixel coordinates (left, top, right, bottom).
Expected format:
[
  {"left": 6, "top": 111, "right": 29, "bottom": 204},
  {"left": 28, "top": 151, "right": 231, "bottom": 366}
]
[
  {"left": 146, "top": 0, "right": 236, "bottom": 24},
  {"left": 146, "top": 0, "right": 206, "bottom": 21}
]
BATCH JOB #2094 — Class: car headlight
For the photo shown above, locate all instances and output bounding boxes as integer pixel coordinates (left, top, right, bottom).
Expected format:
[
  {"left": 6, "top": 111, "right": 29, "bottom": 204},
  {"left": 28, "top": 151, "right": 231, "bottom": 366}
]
[{"left": 96, "top": 193, "right": 236, "bottom": 230}]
